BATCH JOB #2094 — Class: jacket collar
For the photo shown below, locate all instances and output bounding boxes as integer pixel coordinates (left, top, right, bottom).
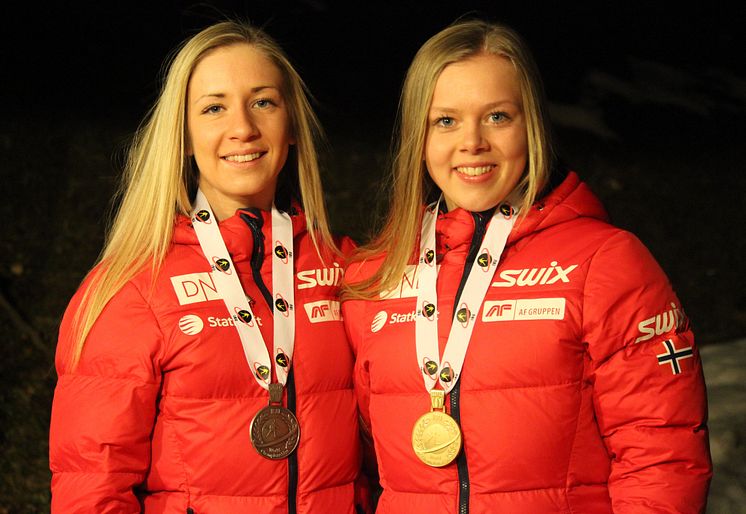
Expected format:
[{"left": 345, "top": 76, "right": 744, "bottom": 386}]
[{"left": 173, "top": 202, "right": 307, "bottom": 263}]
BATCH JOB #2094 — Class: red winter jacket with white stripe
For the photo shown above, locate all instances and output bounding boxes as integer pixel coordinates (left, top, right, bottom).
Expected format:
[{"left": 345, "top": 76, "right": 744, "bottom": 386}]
[
  {"left": 50, "top": 207, "right": 363, "bottom": 513},
  {"left": 342, "top": 171, "right": 711, "bottom": 514}
]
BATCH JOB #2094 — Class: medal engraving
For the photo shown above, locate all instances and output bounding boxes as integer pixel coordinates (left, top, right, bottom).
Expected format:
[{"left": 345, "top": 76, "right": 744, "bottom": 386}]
[
  {"left": 250, "top": 383, "right": 300, "bottom": 459},
  {"left": 411, "top": 390, "right": 462, "bottom": 467}
]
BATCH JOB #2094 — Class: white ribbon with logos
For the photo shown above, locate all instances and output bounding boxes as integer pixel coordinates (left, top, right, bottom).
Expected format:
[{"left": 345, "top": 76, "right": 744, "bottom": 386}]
[
  {"left": 191, "top": 190, "right": 295, "bottom": 389},
  {"left": 415, "top": 199, "right": 516, "bottom": 394}
]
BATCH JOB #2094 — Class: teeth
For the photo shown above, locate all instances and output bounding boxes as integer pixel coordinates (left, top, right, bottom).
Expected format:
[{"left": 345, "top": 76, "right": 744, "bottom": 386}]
[
  {"left": 455, "top": 165, "right": 493, "bottom": 176},
  {"left": 224, "top": 152, "right": 262, "bottom": 163}
]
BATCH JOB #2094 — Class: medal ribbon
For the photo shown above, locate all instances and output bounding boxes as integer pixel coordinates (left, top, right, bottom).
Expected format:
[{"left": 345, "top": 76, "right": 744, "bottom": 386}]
[
  {"left": 415, "top": 199, "right": 515, "bottom": 394},
  {"left": 191, "top": 190, "right": 295, "bottom": 389}
]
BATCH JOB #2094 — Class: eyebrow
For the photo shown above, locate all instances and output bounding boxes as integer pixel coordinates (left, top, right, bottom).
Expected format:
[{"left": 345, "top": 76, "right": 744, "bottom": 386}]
[
  {"left": 192, "top": 85, "right": 280, "bottom": 104},
  {"left": 429, "top": 100, "right": 521, "bottom": 113}
]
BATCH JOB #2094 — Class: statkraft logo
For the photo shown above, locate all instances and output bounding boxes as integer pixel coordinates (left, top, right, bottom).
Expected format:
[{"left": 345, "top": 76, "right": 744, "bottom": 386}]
[
  {"left": 178, "top": 313, "right": 264, "bottom": 335},
  {"left": 178, "top": 314, "right": 204, "bottom": 335},
  {"left": 482, "top": 298, "right": 566, "bottom": 322},
  {"left": 492, "top": 261, "right": 578, "bottom": 288},
  {"left": 635, "top": 302, "right": 688, "bottom": 343},
  {"left": 171, "top": 272, "right": 221, "bottom": 305},
  {"left": 297, "top": 263, "right": 343, "bottom": 289},
  {"left": 370, "top": 309, "right": 420, "bottom": 333},
  {"left": 304, "top": 300, "right": 342, "bottom": 323}
]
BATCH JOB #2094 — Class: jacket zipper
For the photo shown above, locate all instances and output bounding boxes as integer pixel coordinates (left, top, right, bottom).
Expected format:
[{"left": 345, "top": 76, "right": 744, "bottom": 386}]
[
  {"left": 241, "top": 211, "right": 299, "bottom": 514},
  {"left": 450, "top": 210, "right": 489, "bottom": 514}
]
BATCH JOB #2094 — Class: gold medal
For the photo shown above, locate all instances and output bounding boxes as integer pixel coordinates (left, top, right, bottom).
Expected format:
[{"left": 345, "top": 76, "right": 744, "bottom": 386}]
[{"left": 411, "top": 390, "right": 462, "bottom": 467}]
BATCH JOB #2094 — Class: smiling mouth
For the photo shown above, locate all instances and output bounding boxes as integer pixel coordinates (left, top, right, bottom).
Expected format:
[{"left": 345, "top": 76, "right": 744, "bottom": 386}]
[
  {"left": 223, "top": 152, "right": 264, "bottom": 163},
  {"left": 455, "top": 165, "right": 494, "bottom": 176}
]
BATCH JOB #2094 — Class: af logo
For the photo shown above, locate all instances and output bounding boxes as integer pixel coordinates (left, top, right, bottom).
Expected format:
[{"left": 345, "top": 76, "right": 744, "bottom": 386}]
[
  {"left": 275, "top": 295, "right": 290, "bottom": 315},
  {"left": 439, "top": 365, "right": 454, "bottom": 383},
  {"left": 274, "top": 242, "right": 289, "bottom": 263},
  {"left": 235, "top": 308, "right": 253, "bottom": 326},
  {"left": 213, "top": 257, "right": 231, "bottom": 274},
  {"left": 195, "top": 210, "right": 211, "bottom": 223},
  {"left": 456, "top": 304, "right": 471, "bottom": 328},
  {"left": 477, "top": 249, "right": 491, "bottom": 271},
  {"left": 425, "top": 249, "right": 435, "bottom": 265},
  {"left": 422, "top": 302, "right": 436, "bottom": 320},
  {"left": 275, "top": 351, "right": 289, "bottom": 368},
  {"left": 499, "top": 203, "right": 513, "bottom": 218},
  {"left": 423, "top": 359, "right": 438, "bottom": 377}
]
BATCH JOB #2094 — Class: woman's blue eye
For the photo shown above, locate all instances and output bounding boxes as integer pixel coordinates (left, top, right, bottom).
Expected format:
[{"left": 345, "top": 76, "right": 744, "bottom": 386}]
[
  {"left": 203, "top": 105, "right": 223, "bottom": 114},
  {"left": 254, "top": 98, "right": 275, "bottom": 109},
  {"left": 437, "top": 117, "right": 454, "bottom": 127},
  {"left": 490, "top": 112, "right": 509, "bottom": 123}
]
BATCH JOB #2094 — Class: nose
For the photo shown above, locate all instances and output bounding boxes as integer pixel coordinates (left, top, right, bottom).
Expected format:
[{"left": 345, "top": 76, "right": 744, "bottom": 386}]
[
  {"left": 460, "top": 121, "right": 489, "bottom": 153},
  {"left": 229, "top": 107, "right": 260, "bottom": 141}
]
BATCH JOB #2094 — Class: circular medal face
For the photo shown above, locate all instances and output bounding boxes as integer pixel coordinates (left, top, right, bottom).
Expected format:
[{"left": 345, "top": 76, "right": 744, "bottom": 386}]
[
  {"left": 250, "top": 405, "right": 300, "bottom": 459},
  {"left": 411, "top": 410, "right": 462, "bottom": 467}
]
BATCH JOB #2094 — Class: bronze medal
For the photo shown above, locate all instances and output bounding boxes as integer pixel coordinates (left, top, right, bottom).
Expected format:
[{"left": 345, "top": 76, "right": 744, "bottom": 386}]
[
  {"left": 411, "top": 390, "right": 462, "bottom": 467},
  {"left": 250, "top": 383, "right": 300, "bottom": 459}
]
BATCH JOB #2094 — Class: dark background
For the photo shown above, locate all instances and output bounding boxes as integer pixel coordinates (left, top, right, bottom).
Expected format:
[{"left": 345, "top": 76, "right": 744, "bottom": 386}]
[{"left": 1, "top": 1, "right": 744, "bottom": 511}]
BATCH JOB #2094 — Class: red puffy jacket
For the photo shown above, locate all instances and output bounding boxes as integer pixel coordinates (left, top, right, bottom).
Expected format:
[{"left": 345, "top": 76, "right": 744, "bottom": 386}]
[
  {"left": 342, "top": 172, "right": 711, "bottom": 513},
  {"left": 50, "top": 207, "right": 363, "bottom": 513}
]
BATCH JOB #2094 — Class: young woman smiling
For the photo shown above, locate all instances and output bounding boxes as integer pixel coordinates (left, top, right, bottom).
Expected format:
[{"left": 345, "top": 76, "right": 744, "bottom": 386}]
[
  {"left": 50, "top": 21, "right": 366, "bottom": 514},
  {"left": 342, "top": 19, "right": 711, "bottom": 514}
]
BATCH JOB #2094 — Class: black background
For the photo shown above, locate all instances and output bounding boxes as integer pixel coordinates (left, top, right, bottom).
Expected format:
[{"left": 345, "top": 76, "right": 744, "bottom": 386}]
[{"left": 1, "top": 2, "right": 745, "bottom": 510}]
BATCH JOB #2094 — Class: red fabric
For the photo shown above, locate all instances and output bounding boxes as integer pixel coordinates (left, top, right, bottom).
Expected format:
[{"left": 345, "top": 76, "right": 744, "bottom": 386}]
[
  {"left": 50, "top": 208, "right": 362, "bottom": 513},
  {"left": 342, "top": 172, "right": 711, "bottom": 513}
]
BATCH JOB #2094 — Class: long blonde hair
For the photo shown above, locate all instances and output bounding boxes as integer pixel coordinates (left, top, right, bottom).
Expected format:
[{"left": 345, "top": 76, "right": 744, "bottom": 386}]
[
  {"left": 345, "top": 19, "right": 554, "bottom": 301},
  {"left": 70, "top": 21, "right": 333, "bottom": 366}
]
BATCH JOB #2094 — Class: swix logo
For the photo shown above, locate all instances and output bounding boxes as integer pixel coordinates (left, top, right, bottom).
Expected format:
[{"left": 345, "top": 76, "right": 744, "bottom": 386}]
[
  {"left": 178, "top": 314, "right": 204, "bottom": 335},
  {"left": 635, "top": 302, "right": 688, "bottom": 343},
  {"left": 492, "top": 261, "right": 578, "bottom": 288},
  {"left": 304, "top": 300, "right": 341, "bottom": 323},
  {"left": 171, "top": 272, "right": 221, "bottom": 305},
  {"left": 297, "top": 263, "right": 343, "bottom": 289},
  {"left": 482, "top": 298, "right": 566, "bottom": 321},
  {"left": 370, "top": 309, "right": 420, "bottom": 332}
]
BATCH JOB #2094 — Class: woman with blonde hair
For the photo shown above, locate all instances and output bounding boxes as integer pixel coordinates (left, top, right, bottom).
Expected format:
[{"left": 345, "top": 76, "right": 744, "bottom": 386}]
[
  {"left": 50, "top": 21, "right": 365, "bottom": 513},
  {"left": 343, "top": 19, "right": 711, "bottom": 513}
]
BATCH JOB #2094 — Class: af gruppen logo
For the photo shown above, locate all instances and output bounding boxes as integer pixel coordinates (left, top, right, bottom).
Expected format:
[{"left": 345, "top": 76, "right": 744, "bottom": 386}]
[{"left": 178, "top": 314, "right": 204, "bottom": 335}]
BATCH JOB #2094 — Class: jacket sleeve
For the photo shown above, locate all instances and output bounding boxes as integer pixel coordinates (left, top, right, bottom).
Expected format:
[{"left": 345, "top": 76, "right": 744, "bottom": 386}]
[
  {"left": 583, "top": 231, "right": 712, "bottom": 513},
  {"left": 49, "top": 280, "right": 164, "bottom": 513}
]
